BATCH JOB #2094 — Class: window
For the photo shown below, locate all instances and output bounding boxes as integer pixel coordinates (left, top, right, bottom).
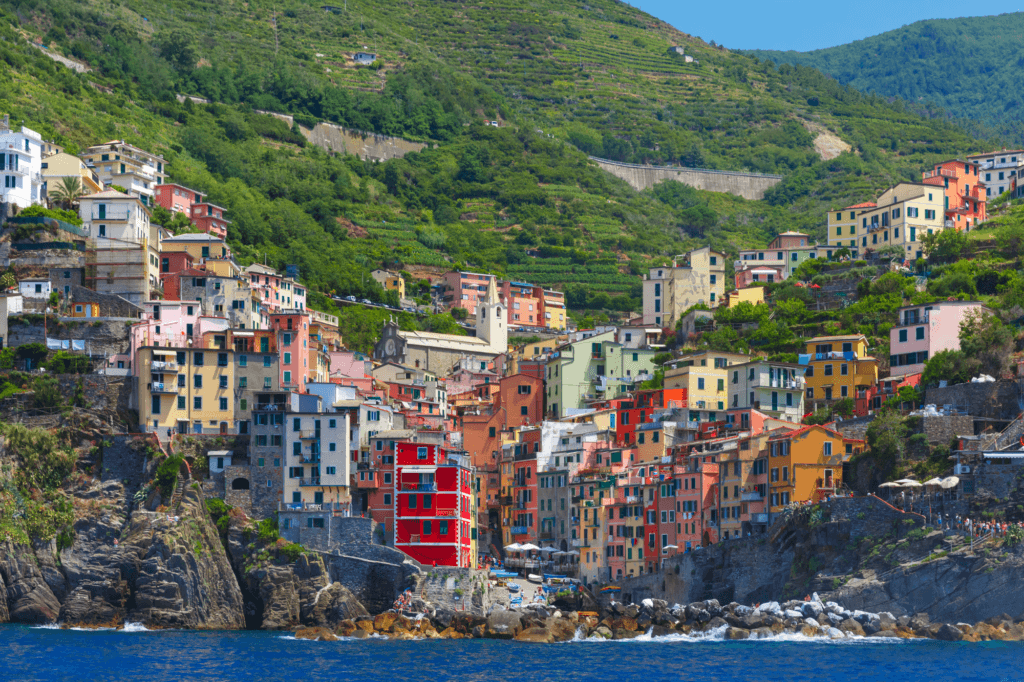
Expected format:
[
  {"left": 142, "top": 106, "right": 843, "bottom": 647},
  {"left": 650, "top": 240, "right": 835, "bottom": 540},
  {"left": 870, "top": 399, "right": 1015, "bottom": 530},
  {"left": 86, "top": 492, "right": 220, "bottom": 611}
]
[
  {"left": 717, "top": 379, "right": 724, "bottom": 392},
  {"left": 916, "top": 326, "right": 925, "bottom": 340},
  {"left": 840, "top": 364, "right": 848, "bottom": 376},
  {"left": 219, "top": 397, "right": 228, "bottom": 411},
  {"left": 283, "top": 371, "right": 291, "bottom": 384},
  {"left": 177, "top": 396, "right": 186, "bottom": 410},
  {"left": 698, "top": 378, "right": 705, "bottom": 390},
  {"left": 824, "top": 364, "right": 833, "bottom": 376},
  {"left": 422, "top": 520, "right": 432, "bottom": 535},
  {"left": 518, "top": 384, "right": 532, "bottom": 394},
  {"left": 417, "top": 446, "right": 428, "bottom": 460},
  {"left": 899, "top": 329, "right": 908, "bottom": 343},
  {"left": 326, "top": 466, "right": 336, "bottom": 475},
  {"left": 193, "top": 374, "right": 203, "bottom": 389},
  {"left": 193, "top": 397, "right": 202, "bottom": 410},
  {"left": 194, "top": 352, "right": 204, "bottom": 366}
]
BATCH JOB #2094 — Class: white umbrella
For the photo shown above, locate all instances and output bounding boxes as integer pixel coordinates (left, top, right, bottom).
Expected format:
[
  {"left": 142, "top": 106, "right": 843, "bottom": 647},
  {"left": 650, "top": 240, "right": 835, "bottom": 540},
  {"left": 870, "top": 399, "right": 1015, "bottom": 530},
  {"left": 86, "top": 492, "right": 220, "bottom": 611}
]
[
  {"left": 519, "top": 543, "right": 541, "bottom": 551},
  {"left": 504, "top": 543, "right": 523, "bottom": 551},
  {"left": 566, "top": 550, "right": 580, "bottom": 556},
  {"left": 663, "top": 545, "right": 679, "bottom": 550},
  {"left": 539, "top": 546, "right": 559, "bottom": 553},
  {"left": 878, "top": 481, "right": 902, "bottom": 488},
  {"left": 922, "top": 478, "right": 943, "bottom": 487},
  {"left": 940, "top": 476, "right": 960, "bottom": 489},
  {"left": 895, "top": 479, "right": 922, "bottom": 488},
  {"left": 551, "top": 550, "right": 567, "bottom": 556}
]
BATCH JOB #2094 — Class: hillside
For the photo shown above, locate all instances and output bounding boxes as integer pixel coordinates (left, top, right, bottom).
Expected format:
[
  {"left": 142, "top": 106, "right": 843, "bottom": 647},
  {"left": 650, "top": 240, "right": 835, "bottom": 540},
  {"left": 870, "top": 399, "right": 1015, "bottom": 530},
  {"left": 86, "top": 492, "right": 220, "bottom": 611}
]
[
  {"left": 0, "top": 0, "right": 1005, "bottom": 321},
  {"left": 745, "top": 12, "right": 1024, "bottom": 144}
]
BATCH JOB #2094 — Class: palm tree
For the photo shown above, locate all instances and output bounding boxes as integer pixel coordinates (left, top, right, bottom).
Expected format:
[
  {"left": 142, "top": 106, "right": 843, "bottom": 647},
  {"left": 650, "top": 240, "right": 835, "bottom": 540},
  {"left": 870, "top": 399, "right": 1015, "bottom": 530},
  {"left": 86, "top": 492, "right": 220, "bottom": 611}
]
[{"left": 50, "top": 176, "right": 84, "bottom": 210}]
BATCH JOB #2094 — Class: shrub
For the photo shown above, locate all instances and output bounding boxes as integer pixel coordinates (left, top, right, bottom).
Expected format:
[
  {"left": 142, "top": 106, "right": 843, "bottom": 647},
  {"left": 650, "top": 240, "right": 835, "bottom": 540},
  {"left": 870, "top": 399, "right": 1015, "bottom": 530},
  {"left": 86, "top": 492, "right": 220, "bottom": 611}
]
[
  {"left": 155, "top": 455, "right": 184, "bottom": 498},
  {"left": 278, "top": 542, "right": 305, "bottom": 563},
  {"left": 45, "top": 351, "right": 90, "bottom": 374},
  {"left": 257, "top": 516, "right": 279, "bottom": 543}
]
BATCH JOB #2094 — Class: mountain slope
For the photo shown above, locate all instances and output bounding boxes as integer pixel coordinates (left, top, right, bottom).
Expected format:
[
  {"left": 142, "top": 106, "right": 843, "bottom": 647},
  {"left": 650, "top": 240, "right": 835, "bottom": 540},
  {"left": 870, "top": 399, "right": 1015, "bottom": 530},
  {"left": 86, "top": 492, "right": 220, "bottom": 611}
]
[
  {"left": 0, "top": 0, "right": 1006, "bottom": 322},
  {"left": 745, "top": 12, "right": 1024, "bottom": 143}
]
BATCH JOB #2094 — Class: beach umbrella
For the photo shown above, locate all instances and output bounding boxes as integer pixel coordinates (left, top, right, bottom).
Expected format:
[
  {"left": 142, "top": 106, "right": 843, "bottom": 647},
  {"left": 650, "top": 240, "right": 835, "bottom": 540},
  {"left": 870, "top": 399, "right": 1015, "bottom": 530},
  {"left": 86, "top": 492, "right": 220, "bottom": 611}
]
[
  {"left": 923, "top": 478, "right": 943, "bottom": 487},
  {"left": 895, "top": 479, "right": 922, "bottom": 488},
  {"left": 878, "top": 481, "right": 901, "bottom": 488},
  {"left": 663, "top": 545, "right": 678, "bottom": 550},
  {"left": 519, "top": 543, "right": 541, "bottom": 551},
  {"left": 810, "top": 283, "right": 821, "bottom": 289},
  {"left": 504, "top": 543, "right": 522, "bottom": 551},
  {"left": 566, "top": 550, "right": 580, "bottom": 556},
  {"left": 940, "top": 476, "right": 960, "bottom": 489},
  {"left": 539, "top": 546, "right": 559, "bottom": 553},
  {"left": 551, "top": 550, "right": 567, "bottom": 556}
]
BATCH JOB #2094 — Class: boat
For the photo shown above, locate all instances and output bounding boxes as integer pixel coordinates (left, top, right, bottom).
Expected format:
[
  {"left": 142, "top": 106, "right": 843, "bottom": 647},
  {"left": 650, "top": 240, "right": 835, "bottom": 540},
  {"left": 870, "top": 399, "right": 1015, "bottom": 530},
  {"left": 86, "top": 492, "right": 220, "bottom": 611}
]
[
  {"left": 507, "top": 582, "right": 521, "bottom": 592},
  {"left": 527, "top": 574, "right": 543, "bottom": 584},
  {"left": 599, "top": 585, "right": 621, "bottom": 593},
  {"left": 490, "top": 570, "right": 518, "bottom": 579}
]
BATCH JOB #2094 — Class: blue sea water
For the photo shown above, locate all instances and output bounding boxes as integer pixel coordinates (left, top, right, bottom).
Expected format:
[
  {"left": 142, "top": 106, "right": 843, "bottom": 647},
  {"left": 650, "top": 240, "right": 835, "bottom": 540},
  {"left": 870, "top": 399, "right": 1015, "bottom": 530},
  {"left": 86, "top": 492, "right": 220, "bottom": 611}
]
[{"left": 0, "top": 624, "right": 1020, "bottom": 682}]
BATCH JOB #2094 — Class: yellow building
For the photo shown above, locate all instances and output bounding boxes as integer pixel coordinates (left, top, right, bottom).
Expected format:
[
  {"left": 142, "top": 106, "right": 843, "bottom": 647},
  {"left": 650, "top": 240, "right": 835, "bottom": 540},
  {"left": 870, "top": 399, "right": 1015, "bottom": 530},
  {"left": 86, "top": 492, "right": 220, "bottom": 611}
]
[
  {"left": 70, "top": 302, "right": 100, "bottom": 318},
  {"left": 722, "top": 287, "right": 765, "bottom": 308},
  {"left": 138, "top": 342, "right": 237, "bottom": 435},
  {"left": 505, "top": 335, "right": 564, "bottom": 375},
  {"left": 665, "top": 350, "right": 750, "bottom": 423},
  {"left": 767, "top": 424, "right": 864, "bottom": 513},
  {"left": 371, "top": 269, "right": 405, "bottom": 299},
  {"left": 643, "top": 246, "right": 727, "bottom": 328},
  {"left": 41, "top": 153, "right": 102, "bottom": 201},
  {"left": 801, "top": 335, "right": 878, "bottom": 405},
  {"left": 827, "top": 184, "right": 946, "bottom": 260},
  {"left": 161, "top": 233, "right": 231, "bottom": 263}
]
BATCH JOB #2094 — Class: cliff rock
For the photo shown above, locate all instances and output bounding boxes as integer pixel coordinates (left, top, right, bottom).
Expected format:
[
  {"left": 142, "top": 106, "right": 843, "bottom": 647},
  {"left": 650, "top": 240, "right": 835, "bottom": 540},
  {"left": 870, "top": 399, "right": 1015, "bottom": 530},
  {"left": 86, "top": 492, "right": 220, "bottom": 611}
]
[{"left": 0, "top": 540, "right": 61, "bottom": 623}]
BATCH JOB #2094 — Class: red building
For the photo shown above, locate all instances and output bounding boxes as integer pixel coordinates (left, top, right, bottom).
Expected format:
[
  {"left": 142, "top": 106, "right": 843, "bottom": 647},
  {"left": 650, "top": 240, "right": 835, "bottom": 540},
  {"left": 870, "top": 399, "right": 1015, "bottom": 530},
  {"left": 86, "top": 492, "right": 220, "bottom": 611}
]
[
  {"left": 158, "top": 252, "right": 195, "bottom": 299},
  {"left": 616, "top": 388, "right": 687, "bottom": 445},
  {"left": 191, "top": 202, "right": 229, "bottom": 239},
  {"left": 855, "top": 373, "right": 921, "bottom": 417},
  {"left": 922, "top": 159, "right": 987, "bottom": 231},
  {"left": 154, "top": 183, "right": 204, "bottom": 215},
  {"left": 394, "top": 442, "right": 475, "bottom": 567}
]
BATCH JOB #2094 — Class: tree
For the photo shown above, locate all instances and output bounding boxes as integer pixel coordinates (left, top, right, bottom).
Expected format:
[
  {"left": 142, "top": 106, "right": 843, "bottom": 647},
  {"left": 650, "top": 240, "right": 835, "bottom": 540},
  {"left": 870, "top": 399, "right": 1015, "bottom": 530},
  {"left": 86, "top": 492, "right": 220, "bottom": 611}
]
[
  {"left": 450, "top": 307, "right": 468, "bottom": 321},
  {"left": 156, "top": 30, "right": 198, "bottom": 72},
  {"left": 921, "top": 349, "right": 971, "bottom": 387},
  {"left": 921, "top": 229, "right": 968, "bottom": 264},
  {"left": 865, "top": 408, "right": 907, "bottom": 474},
  {"left": 50, "top": 176, "right": 84, "bottom": 210},
  {"left": 959, "top": 310, "right": 1014, "bottom": 378}
]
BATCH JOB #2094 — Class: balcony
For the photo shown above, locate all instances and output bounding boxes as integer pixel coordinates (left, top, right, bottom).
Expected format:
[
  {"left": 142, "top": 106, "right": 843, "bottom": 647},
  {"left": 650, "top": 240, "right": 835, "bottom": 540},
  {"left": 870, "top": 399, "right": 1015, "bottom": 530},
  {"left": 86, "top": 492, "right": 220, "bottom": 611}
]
[
  {"left": 750, "top": 513, "right": 769, "bottom": 524},
  {"left": 151, "top": 360, "right": 177, "bottom": 371},
  {"left": 895, "top": 312, "right": 929, "bottom": 327},
  {"left": 149, "top": 382, "right": 177, "bottom": 393},
  {"left": 298, "top": 478, "right": 321, "bottom": 487},
  {"left": 499, "top": 495, "right": 512, "bottom": 506},
  {"left": 741, "top": 491, "right": 763, "bottom": 502},
  {"left": 400, "top": 483, "right": 437, "bottom": 492},
  {"left": 571, "top": 538, "right": 586, "bottom": 547},
  {"left": 923, "top": 168, "right": 957, "bottom": 180},
  {"left": 486, "top": 499, "right": 500, "bottom": 509},
  {"left": 297, "top": 455, "right": 320, "bottom": 465},
  {"left": 510, "top": 525, "right": 529, "bottom": 535},
  {"left": 90, "top": 207, "right": 132, "bottom": 221},
  {"left": 299, "top": 430, "right": 319, "bottom": 440}
]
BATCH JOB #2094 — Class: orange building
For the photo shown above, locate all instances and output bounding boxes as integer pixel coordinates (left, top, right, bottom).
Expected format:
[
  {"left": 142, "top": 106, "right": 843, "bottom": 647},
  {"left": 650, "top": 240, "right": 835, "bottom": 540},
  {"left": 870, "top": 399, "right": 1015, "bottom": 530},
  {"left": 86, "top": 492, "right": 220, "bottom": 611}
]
[{"left": 922, "top": 159, "right": 987, "bottom": 231}]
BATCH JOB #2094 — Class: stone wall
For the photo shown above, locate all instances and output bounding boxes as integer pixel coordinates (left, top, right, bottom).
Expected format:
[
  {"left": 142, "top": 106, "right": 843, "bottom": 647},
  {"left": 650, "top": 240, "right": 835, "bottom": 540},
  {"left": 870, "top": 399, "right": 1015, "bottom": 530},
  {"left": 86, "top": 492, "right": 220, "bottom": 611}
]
[
  {"left": 279, "top": 515, "right": 379, "bottom": 552},
  {"left": 590, "top": 157, "right": 783, "bottom": 200},
  {"left": 834, "top": 415, "right": 873, "bottom": 441},
  {"left": 99, "top": 434, "right": 152, "bottom": 495},
  {"left": 301, "top": 122, "right": 426, "bottom": 161},
  {"left": 926, "top": 380, "right": 1021, "bottom": 421},
  {"left": 60, "top": 375, "right": 132, "bottom": 416},
  {"left": 223, "top": 464, "right": 253, "bottom": 514},
  {"left": 921, "top": 414, "right": 974, "bottom": 445},
  {"left": 416, "top": 566, "right": 492, "bottom": 615},
  {"left": 322, "top": 545, "right": 422, "bottom": 614},
  {"left": 68, "top": 285, "right": 142, "bottom": 319},
  {"left": 7, "top": 316, "right": 132, "bottom": 358}
]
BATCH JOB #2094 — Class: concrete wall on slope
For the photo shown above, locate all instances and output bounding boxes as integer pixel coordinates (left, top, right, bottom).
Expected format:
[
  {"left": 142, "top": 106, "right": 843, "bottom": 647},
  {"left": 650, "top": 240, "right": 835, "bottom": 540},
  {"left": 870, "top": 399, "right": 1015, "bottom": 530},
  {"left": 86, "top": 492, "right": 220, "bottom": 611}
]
[{"left": 590, "top": 157, "right": 782, "bottom": 200}]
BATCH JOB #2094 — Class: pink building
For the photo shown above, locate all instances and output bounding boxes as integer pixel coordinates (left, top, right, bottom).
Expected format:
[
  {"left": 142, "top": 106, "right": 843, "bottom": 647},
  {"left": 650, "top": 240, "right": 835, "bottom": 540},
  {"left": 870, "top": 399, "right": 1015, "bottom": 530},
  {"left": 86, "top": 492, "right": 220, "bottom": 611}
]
[
  {"left": 674, "top": 450, "right": 719, "bottom": 551},
  {"left": 246, "top": 264, "right": 307, "bottom": 313},
  {"left": 271, "top": 311, "right": 311, "bottom": 392},
  {"left": 889, "top": 301, "right": 990, "bottom": 377},
  {"left": 191, "top": 202, "right": 229, "bottom": 239},
  {"left": 735, "top": 266, "right": 784, "bottom": 289},
  {"left": 129, "top": 302, "right": 220, "bottom": 372},
  {"left": 441, "top": 271, "right": 494, "bottom": 317},
  {"left": 154, "top": 183, "right": 204, "bottom": 215}
]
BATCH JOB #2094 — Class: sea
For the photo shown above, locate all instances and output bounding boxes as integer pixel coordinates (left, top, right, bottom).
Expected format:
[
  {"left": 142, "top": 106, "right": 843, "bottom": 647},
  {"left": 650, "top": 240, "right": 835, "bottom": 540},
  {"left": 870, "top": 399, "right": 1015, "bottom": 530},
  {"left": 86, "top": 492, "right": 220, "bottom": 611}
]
[{"left": 0, "top": 624, "right": 1019, "bottom": 681}]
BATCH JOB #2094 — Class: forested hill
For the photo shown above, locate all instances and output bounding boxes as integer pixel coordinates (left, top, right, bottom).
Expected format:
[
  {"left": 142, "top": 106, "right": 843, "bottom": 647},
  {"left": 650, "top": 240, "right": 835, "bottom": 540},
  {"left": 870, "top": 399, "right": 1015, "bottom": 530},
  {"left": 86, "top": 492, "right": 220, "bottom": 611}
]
[
  {"left": 744, "top": 12, "right": 1024, "bottom": 144},
  {"left": 0, "top": 0, "right": 1004, "bottom": 322}
]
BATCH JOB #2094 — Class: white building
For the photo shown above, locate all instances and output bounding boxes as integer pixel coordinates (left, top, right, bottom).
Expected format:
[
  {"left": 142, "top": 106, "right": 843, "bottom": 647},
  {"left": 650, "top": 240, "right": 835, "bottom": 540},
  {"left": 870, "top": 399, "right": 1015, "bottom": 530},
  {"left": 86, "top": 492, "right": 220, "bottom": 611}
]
[
  {"left": 968, "top": 150, "right": 1024, "bottom": 199},
  {"left": 282, "top": 411, "right": 351, "bottom": 507},
  {"left": 0, "top": 119, "right": 44, "bottom": 212},
  {"left": 18, "top": 278, "right": 51, "bottom": 300},
  {"left": 79, "top": 140, "right": 167, "bottom": 207},
  {"left": 79, "top": 190, "right": 160, "bottom": 304}
]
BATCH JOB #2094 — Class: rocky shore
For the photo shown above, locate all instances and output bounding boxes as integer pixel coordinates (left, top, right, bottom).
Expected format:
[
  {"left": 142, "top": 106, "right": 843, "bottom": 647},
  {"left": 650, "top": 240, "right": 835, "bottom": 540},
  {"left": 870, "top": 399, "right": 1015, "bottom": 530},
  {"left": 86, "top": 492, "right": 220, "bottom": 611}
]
[{"left": 294, "top": 595, "right": 1024, "bottom": 643}]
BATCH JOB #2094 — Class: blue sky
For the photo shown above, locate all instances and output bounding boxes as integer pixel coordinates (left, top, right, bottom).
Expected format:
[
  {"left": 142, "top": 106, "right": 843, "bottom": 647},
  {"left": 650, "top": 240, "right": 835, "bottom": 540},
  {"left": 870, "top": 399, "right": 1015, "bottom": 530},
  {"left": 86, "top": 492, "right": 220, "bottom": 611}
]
[{"left": 633, "top": 1, "right": 1023, "bottom": 51}]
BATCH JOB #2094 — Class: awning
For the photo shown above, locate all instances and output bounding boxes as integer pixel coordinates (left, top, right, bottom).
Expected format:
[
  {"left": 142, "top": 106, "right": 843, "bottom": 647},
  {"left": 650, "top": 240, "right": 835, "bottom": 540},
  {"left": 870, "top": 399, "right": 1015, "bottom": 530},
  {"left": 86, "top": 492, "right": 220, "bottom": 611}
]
[
  {"left": 983, "top": 452, "right": 1024, "bottom": 459},
  {"left": 152, "top": 350, "right": 176, "bottom": 356}
]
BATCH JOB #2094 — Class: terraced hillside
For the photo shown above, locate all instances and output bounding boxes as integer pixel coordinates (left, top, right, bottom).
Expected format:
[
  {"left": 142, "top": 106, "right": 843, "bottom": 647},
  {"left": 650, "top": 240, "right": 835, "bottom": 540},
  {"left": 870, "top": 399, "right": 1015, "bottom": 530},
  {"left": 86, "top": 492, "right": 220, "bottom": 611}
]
[{"left": 0, "top": 0, "right": 1005, "bottom": 318}]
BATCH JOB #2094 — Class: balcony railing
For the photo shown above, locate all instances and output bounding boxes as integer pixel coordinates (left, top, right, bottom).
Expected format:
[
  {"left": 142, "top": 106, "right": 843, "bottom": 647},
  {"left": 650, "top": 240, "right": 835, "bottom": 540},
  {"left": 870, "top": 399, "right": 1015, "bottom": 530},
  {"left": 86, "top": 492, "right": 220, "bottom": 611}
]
[
  {"left": 400, "top": 483, "right": 437, "bottom": 492},
  {"left": 297, "top": 455, "right": 320, "bottom": 465},
  {"left": 298, "top": 478, "right": 321, "bottom": 487},
  {"left": 750, "top": 513, "right": 769, "bottom": 524},
  {"left": 299, "top": 430, "right": 318, "bottom": 440},
  {"left": 151, "top": 360, "right": 177, "bottom": 371},
  {"left": 149, "top": 382, "right": 177, "bottom": 393},
  {"left": 510, "top": 525, "right": 529, "bottom": 535},
  {"left": 895, "top": 313, "right": 929, "bottom": 327},
  {"left": 741, "top": 491, "right": 763, "bottom": 502},
  {"left": 571, "top": 538, "right": 586, "bottom": 547},
  {"left": 91, "top": 208, "right": 132, "bottom": 221}
]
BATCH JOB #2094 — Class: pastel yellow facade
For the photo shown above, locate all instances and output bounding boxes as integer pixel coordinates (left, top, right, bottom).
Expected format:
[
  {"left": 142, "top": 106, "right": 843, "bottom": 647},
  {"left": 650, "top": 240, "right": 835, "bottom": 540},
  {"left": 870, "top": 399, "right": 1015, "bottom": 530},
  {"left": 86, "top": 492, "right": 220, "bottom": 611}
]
[
  {"left": 724, "top": 287, "right": 765, "bottom": 307},
  {"left": 41, "top": 153, "right": 102, "bottom": 200},
  {"left": 138, "top": 346, "right": 237, "bottom": 435},
  {"left": 665, "top": 351, "right": 750, "bottom": 422},
  {"left": 371, "top": 270, "right": 406, "bottom": 299},
  {"left": 802, "top": 335, "right": 878, "bottom": 404},
  {"left": 827, "top": 183, "right": 946, "bottom": 260}
]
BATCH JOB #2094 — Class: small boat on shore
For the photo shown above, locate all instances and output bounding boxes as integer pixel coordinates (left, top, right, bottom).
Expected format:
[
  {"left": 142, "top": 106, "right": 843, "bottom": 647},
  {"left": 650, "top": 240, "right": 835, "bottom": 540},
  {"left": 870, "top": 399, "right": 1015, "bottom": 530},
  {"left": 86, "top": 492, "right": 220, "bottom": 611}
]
[
  {"left": 507, "top": 582, "right": 521, "bottom": 593},
  {"left": 527, "top": 574, "right": 543, "bottom": 584}
]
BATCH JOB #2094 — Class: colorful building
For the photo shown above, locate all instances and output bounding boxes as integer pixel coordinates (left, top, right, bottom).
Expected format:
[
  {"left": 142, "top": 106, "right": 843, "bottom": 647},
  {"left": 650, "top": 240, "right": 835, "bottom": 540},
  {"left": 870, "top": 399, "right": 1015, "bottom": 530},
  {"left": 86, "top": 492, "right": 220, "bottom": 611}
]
[
  {"left": 736, "top": 232, "right": 822, "bottom": 280},
  {"left": 968, "top": 149, "right": 1024, "bottom": 200},
  {"left": 922, "top": 159, "right": 987, "bottom": 231},
  {"left": 154, "top": 183, "right": 204, "bottom": 215},
  {"left": 79, "top": 140, "right": 166, "bottom": 206},
  {"left": 642, "top": 246, "right": 726, "bottom": 328},
  {"left": 889, "top": 301, "right": 990, "bottom": 377},
  {"left": 190, "top": 202, "right": 229, "bottom": 239},
  {"left": 800, "top": 335, "right": 878, "bottom": 406},
  {"left": 767, "top": 424, "right": 864, "bottom": 513},
  {"left": 370, "top": 269, "right": 406, "bottom": 300},
  {"left": 827, "top": 183, "right": 946, "bottom": 261},
  {"left": 664, "top": 350, "right": 750, "bottom": 424},
  {"left": 727, "top": 359, "right": 805, "bottom": 423},
  {"left": 393, "top": 442, "right": 476, "bottom": 567},
  {"left": 41, "top": 152, "right": 102, "bottom": 202}
]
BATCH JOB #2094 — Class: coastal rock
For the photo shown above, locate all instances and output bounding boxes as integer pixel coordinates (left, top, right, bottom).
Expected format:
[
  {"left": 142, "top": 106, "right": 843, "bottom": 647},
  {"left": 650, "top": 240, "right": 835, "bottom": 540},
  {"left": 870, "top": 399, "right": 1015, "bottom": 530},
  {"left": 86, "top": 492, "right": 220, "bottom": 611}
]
[
  {"left": 724, "top": 626, "right": 749, "bottom": 640},
  {"left": 593, "top": 625, "right": 612, "bottom": 639},
  {"left": 934, "top": 623, "right": 965, "bottom": 642},
  {"left": 801, "top": 602, "right": 823, "bottom": 618},
  {"left": 0, "top": 540, "right": 62, "bottom": 623},
  {"left": 613, "top": 628, "right": 641, "bottom": 640},
  {"left": 839, "top": 618, "right": 864, "bottom": 636},
  {"left": 294, "top": 626, "right": 338, "bottom": 641},
  {"left": 486, "top": 610, "right": 523, "bottom": 639}
]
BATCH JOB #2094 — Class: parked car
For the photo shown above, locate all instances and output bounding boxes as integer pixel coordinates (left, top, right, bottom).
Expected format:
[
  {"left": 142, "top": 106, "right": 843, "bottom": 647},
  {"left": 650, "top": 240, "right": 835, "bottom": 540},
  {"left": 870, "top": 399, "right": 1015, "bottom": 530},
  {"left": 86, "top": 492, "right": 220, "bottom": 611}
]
[
  {"left": 345, "top": 295, "right": 356, "bottom": 302},
  {"left": 361, "top": 299, "right": 372, "bottom": 305}
]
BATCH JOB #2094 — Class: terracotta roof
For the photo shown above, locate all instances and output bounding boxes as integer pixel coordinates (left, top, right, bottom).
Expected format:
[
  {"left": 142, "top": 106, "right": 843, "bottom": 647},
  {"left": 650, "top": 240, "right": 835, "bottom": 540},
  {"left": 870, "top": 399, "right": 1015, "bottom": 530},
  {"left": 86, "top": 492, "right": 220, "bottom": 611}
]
[{"left": 844, "top": 202, "right": 877, "bottom": 209}]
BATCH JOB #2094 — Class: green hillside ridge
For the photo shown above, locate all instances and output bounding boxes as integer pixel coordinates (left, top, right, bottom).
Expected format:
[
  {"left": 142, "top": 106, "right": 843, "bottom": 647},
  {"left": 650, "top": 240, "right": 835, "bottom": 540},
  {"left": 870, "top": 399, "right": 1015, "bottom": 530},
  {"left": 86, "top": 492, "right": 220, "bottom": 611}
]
[
  {"left": 744, "top": 12, "right": 1024, "bottom": 144},
  {"left": 0, "top": 0, "right": 1008, "bottom": 331}
]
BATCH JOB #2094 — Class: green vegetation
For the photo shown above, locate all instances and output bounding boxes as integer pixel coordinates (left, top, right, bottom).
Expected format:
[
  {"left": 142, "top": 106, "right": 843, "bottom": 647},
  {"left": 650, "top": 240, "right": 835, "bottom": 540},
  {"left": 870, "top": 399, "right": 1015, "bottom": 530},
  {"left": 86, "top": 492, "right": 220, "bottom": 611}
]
[
  {"left": 155, "top": 455, "right": 184, "bottom": 499},
  {"left": 0, "top": 0, "right": 1002, "bottom": 332},
  {"left": 746, "top": 13, "right": 1024, "bottom": 143},
  {"left": 0, "top": 423, "right": 77, "bottom": 545}
]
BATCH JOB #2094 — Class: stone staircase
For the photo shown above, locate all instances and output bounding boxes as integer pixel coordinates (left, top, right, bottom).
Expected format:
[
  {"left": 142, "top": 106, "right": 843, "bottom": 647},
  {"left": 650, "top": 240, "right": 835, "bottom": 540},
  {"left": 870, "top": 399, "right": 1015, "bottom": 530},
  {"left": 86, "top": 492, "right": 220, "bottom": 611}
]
[{"left": 989, "top": 412, "right": 1024, "bottom": 451}]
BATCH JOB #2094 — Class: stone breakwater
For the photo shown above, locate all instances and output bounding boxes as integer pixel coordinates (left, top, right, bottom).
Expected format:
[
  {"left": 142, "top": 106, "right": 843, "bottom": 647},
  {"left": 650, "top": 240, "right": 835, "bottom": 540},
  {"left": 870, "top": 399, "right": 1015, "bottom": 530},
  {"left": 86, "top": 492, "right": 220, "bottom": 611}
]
[{"left": 294, "top": 595, "right": 1023, "bottom": 643}]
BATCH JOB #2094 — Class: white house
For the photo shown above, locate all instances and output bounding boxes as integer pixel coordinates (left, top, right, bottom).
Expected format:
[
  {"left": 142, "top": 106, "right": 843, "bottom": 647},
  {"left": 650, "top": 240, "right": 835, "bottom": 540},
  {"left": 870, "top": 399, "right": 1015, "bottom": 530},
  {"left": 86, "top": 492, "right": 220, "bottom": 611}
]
[
  {"left": 78, "top": 140, "right": 166, "bottom": 207},
  {"left": 0, "top": 119, "right": 44, "bottom": 211},
  {"left": 18, "top": 278, "right": 51, "bottom": 300},
  {"left": 352, "top": 52, "right": 376, "bottom": 65}
]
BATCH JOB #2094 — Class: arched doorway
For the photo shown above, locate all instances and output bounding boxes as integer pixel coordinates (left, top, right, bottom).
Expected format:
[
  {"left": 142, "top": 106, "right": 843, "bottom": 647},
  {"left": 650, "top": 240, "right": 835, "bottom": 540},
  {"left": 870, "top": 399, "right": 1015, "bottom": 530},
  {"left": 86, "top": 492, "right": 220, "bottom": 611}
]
[{"left": 231, "top": 478, "right": 250, "bottom": 490}]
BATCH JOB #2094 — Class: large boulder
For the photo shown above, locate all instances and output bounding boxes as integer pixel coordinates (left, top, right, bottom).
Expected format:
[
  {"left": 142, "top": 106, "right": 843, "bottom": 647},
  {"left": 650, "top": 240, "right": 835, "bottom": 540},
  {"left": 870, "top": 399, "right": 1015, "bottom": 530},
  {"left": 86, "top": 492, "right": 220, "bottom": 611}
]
[
  {"left": 294, "top": 626, "right": 338, "bottom": 641},
  {"left": 801, "top": 601, "right": 823, "bottom": 619},
  {"left": 724, "top": 626, "right": 749, "bottom": 640},
  {"left": 934, "top": 623, "right": 965, "bottom": 642},
  {"left": 486, "top": 610, "right": 523, "bottom": 639}
]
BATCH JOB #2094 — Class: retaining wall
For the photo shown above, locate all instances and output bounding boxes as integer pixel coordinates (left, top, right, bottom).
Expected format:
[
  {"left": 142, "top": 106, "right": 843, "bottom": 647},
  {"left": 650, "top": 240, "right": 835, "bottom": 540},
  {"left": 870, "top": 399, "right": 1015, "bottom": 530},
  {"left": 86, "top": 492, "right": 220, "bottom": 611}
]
[
  {"left": 301, "top": 122, "right": 426, "bottom": 161},
  {"left": 590, "top": 157, "right": 783, "bottom": 200},
  {"left": 7, "top": 317, "right": 132, "bottom": 358},
  {"left": 926, "top": 380, "right": 1020, "bottom": 421}
]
